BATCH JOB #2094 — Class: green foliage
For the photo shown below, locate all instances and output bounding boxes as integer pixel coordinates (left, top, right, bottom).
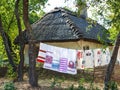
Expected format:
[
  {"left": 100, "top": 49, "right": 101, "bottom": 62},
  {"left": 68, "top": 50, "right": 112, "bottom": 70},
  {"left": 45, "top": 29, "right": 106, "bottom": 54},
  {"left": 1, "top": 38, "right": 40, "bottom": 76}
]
[
  {"left": 0, "top": 59, "right": 8, "bottom": 67},
  {"left": 50, "top": 76, "right": 63, "bottom": 88},
  {"left": 29, "top": 0, "right": 47, "bottom": 24},
  {"left": 29, "top": 10, "right": 45, "bottom": 24},
  {"left": 108, "top": 81, "right": 118, "bottom": 90},
  {"left": 68, "top": 84, "right": 74, "bottom": 90},
  {"left": 77, "top": 79, "right": 86, "bottom": 90},
  {"left": 29, "top": 0, "right": 48, "bottom": 11},
  {"left": 77, "top": 85, "right": 86, "bottom": 90},
  {"left": 107, "top": 0, "right": 120, "bottom": 22},
  {"left": 0, "top": 0, "right": 20, "bottom": 67},
  {"left": 4, "top": 82, "right": 16, "bottom": 90},
  {"left": 66, "top": 81, "right": 100, "bottom": 90},
  {"left": 88, "top": 82, "right": 100, "bottom": 90},
  {"left": 78, "top": 78, "right": 85, "bottom": 86},
  {"left": 6, "top": 65, "right": 17, "bottom": 78},
  {"left": 75, "top": 0, "right": 86, "bottom": 16},
  {"left": 0, "top": 40, "right": 8, "bottom": 67},
  {"left": 0, "top": 0, "right": 48, "bottom": 68},
  {"left": 50, "top": 78, "right": 56, "bottom": 88},
  {"left": 108, "top": 27, "right": 118, "bottom": 43},
  {"left": 72, "top": 0, "right": 120, "bottom": 45},
  {"left": 49, "top": 76, "right": 101, "bottom": 90}
]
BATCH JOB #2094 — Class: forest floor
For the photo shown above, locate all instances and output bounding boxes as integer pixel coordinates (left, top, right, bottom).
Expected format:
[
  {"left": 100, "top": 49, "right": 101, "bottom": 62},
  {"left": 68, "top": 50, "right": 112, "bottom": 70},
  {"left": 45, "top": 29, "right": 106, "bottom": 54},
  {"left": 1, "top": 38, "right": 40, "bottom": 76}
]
[
  {"left": 0, "top": 64, "right": 120, "bottom": 90},
  {"left": 0, "top": 76, "right": 105, "bottom": 90}
]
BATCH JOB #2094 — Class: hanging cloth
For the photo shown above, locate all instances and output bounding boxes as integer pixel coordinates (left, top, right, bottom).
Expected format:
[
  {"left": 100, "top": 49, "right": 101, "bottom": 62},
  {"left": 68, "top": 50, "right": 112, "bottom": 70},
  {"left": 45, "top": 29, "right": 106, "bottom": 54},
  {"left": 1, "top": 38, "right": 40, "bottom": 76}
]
[
  {"left": 84, "top": 50, "right": 94, "bottom": 68},
  {"left": 76, "top": 50, "right": 84, "bottom": 69},
  {"left": 67, "top": 49, "right": 77, "bottom": 74},
  {"left": 42, "top": 43, "right": 77, "bottom": 75},
  {"left": 36, "top": 43, "right": 48, "bottom": 63},
  {"left": 59, "top": 47, "right": 68, "bottom": 73},
  {"left": 93, "top": 49, "right": 102, "bottom": 67},
  {"left": 101, "top": 48, "right": 110, "bottom": 66}
]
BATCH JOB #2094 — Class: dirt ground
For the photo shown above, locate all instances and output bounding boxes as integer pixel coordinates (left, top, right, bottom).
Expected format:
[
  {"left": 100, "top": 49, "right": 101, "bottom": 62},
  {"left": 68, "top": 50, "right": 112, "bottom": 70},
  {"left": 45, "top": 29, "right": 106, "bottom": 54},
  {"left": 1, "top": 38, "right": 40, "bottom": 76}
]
[
  {"left": 0, "top": 77, "right": 105, "bottom": 90},
  {"left": 0, "top": 65, "right": 120, "bottom": 90},
  {"left": 0, "top": 69, "right": 104, "bottom": 90}
]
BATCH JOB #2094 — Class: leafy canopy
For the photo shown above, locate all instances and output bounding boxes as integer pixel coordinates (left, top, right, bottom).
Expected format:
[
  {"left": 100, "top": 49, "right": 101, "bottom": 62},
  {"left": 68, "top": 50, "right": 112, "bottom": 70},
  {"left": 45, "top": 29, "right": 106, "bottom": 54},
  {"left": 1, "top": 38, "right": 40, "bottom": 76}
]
[
  {"left": 74, "top": 0, "right": 120, "bottom": 42},
  {"left": 0, "top": 0, "right": 48, "bottom": 64}
]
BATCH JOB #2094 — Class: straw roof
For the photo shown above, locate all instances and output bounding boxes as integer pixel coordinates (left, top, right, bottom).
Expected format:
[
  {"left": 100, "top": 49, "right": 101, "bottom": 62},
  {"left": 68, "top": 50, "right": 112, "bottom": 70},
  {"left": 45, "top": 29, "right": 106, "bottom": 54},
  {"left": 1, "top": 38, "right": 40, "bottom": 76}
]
[{"left": 14, "top": 7, "right": 110, "bottom": 44}]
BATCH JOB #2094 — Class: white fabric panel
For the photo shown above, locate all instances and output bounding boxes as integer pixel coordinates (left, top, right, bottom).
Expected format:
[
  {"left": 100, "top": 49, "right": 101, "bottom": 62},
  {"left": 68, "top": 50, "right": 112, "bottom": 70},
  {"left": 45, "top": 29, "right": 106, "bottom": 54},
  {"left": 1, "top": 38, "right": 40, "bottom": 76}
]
[
  {"left": 84, "top": 50, "right": 94, "bottom": 68},
  {"left": 41, "top": 43, "right": 77, "bottom": 75},
  {"left": 76, "top": 50, "right": 84, "bottom": 69}
]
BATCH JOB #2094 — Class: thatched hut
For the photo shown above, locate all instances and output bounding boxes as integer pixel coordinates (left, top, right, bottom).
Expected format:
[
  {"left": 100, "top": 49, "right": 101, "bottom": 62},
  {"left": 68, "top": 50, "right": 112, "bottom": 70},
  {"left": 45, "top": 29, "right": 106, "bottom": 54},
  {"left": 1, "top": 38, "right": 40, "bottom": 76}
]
[{"left": 14, "top": 7, "right": 112, "bottom": 64}]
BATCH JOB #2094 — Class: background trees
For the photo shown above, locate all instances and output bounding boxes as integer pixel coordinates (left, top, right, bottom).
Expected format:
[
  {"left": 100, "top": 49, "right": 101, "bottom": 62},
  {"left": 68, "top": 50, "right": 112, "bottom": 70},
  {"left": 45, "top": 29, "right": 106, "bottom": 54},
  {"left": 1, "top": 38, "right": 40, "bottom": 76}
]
[
  {"left": 74, "top": 0, "right": 120, "bottom": 89},
  {"left": 0, "top": 0, "right": 47, "bottom": 86},
  {"left": 0, "top": 0, "right": 18, "bottom": 72}
]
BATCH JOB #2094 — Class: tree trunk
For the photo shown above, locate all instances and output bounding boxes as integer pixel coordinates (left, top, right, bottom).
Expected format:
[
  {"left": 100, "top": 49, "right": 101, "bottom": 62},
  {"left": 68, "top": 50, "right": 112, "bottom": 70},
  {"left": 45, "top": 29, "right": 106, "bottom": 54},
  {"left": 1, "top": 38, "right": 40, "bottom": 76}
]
[
  {"left": 104, "top": 32, "right": 120, "bottom": 90},
  {"left": 17, "top": 44, "right": 25, "bottom": 81},
  {"left": 14, "top": 0, "right": 25, "bottom": 81},
  {"left": 23, "top": 0, "right": 38, "bottom": 87},
  {"left": 0, "top": 16, "right": 17, "bottom": 72}
]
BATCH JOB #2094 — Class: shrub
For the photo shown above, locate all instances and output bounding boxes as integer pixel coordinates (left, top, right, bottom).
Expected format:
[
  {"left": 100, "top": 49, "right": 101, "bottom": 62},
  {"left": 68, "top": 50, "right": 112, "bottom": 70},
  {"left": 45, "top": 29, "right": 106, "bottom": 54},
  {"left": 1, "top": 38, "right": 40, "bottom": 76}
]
[
  {"left": 109, "top": 81, "right": 118, "bottom": 90},
  {"left": 6, "top": 65, "right": 17, "bottom": 78},
  {"left": 4, "top": 82, "right": 16, "bottom": 90}
]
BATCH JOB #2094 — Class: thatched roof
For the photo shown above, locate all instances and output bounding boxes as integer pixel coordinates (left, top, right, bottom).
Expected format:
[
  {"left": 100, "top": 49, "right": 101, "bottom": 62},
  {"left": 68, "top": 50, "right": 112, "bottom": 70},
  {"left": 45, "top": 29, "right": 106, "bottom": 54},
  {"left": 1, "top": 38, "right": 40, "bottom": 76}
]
[{"left": 14, "top": 7, "right": 110, "bottom": 44}]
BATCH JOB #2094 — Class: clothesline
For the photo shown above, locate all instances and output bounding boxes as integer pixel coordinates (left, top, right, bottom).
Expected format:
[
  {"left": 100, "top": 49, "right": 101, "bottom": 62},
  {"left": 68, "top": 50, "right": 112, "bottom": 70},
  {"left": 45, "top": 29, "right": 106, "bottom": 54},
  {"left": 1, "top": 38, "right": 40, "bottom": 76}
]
[{"left": 36, "top": 43, "right": 111, "bottom": 75}]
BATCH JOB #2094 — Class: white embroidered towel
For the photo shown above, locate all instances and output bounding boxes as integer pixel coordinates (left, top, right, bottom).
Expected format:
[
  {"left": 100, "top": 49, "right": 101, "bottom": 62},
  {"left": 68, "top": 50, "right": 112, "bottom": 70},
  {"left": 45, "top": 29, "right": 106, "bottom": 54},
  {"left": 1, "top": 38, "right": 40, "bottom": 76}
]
[
  {"left": 93, "top": 49, "right": 102, "bottom": 67},
  {"left": 101, "top": 48, "right": 110, "bottom": 66},
  {"left": 67, "top": 49, "right": 77, "bottom": 74},
  {"left": 36, "top": 43, "right": 48, "bottom": 63},
  {"left": 84, "top": 50, "right": 94, "bottom": 68},
  {"left": 76, "top": 50, "right": 84, "bottom": 69}
]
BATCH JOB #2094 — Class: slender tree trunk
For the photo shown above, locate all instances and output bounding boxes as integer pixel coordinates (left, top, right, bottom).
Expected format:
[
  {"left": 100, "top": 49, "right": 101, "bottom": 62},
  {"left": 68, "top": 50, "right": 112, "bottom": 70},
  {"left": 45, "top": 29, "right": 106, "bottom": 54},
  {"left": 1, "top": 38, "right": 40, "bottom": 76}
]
[
  {"left": 104, "top": 32, "right": 120, "bottom": 90},
  {"left": 17, "top": 44, "right": 25, "bottom": 81},
  {"left": 23, "top": 0, "right": 38, "bottom": 87},
  {"left": 0, "top": 16, "right": 17, "bottom": 72},
  {"left": 14, "top": 0, "right": 25, "bottom": 81}
]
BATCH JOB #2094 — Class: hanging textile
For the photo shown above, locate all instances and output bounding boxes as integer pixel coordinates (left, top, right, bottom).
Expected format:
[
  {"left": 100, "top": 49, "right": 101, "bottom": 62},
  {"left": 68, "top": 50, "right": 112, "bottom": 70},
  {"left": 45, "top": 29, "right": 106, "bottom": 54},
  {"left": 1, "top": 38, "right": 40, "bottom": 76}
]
[
  {"left": 84, "top": 50, "right": 94, "bottom": 68},
  {"left": 59, "top": 47, "right": 68, "bottom": 73},
  {"left": 101, "top": 48, "right": 110, "bottom": 66},
  {"left": 37, "top": 43, "right": 111, "bottom": 71},
  {"left": 67, "top": 49, "right": 77, "bottom": 74},
  {"left": 36, "top": 43, "right": 48, "bottom": 63},
  {"left": 93, "top": 49, "right": 102, "bottom": 67},
  {"left": 41, "top": 43, "right": 77, "bottom": 75},
  {"left": 76, "top": 50, "right": 84, "bottom": 69},
  {"left": 94, "top": 48, "right": 111, "bottom": 67}
]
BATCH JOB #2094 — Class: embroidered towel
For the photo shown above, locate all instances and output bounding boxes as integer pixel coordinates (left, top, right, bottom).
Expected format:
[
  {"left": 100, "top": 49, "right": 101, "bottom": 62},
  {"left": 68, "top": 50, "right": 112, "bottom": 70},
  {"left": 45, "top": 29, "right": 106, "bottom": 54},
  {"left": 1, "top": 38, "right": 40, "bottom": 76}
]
[
  {"left": 43, "top": 45, "right": 60, "bottom": 71},
  {"left": 84, "top": 50, "right": 94, "bottom": 68},
  {"left": 101, "top": 48, "right": 110, "bottom": 66},
  {"left": 67, "top": 49, "right": 77, "bottom": 74},
  {"left": 59, "top": 47, "right": 68, "bottom": 73},
  {"left": 42, "top": 43, "right": 77, "bottom": 75},
  {"left": 36, "top": 43, "right": 48, "bottom": 63},
  {"left": 77, "top": 50, "right": 84, "bottom": 69},
  {"left": 94, "top": 49, "right": 102, "bottom": 67}
]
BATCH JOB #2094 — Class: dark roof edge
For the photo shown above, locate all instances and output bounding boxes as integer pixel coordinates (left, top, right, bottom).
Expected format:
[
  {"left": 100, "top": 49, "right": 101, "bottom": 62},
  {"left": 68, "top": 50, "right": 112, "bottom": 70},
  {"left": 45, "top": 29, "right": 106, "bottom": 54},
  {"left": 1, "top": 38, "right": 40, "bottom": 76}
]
[
  {"left": 20, "top": 38, "right": 112, "bottom": 46},
  {"left": 82, "top": 38, "right": 113, "bottom": 46}
]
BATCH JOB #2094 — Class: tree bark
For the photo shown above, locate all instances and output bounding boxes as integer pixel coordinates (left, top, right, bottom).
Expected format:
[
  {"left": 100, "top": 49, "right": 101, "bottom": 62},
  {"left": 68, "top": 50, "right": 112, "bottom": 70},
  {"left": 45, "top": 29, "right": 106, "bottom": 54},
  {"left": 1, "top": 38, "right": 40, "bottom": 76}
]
[
  {"left": 104, "top": 32, "right": 120, "bottom": 90},
  {"left": 14, "top": 0, "right": 25, "bottom": 81},
  {"left": 23, "top": 0, "right": 38, "bottom": 87},
  {"left": 0, "top": 16, "right": 17, "bottom": 72}
]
